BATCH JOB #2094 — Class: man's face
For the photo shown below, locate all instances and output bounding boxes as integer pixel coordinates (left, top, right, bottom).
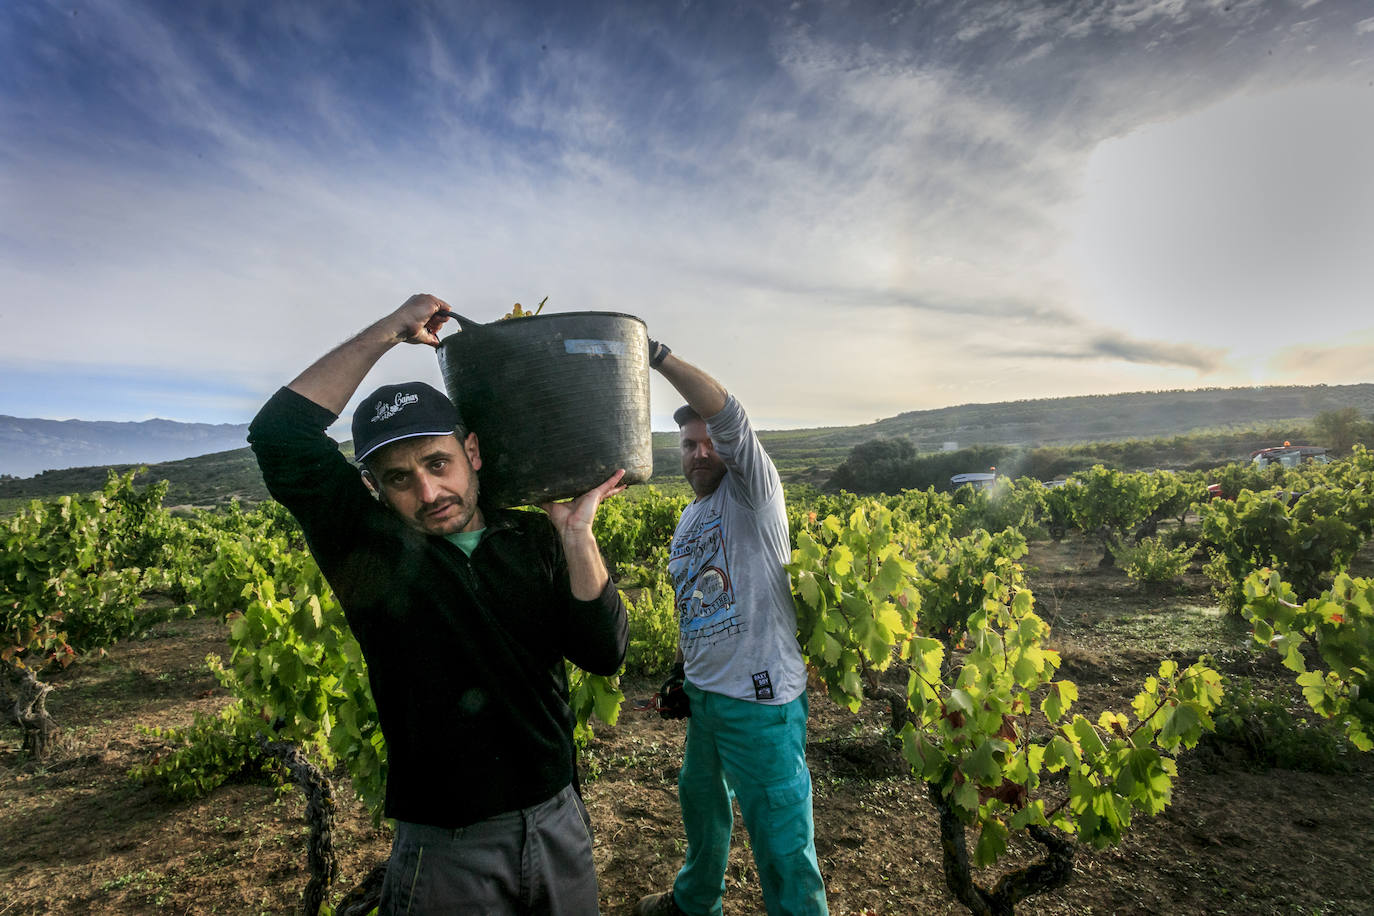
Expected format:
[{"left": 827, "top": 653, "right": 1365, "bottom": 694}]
[
  {"left": 680, "top": 418, "right": 726, "bottom": 498},
  {"left": 365, "top": 433, "right": 484, "bottom": 535}
]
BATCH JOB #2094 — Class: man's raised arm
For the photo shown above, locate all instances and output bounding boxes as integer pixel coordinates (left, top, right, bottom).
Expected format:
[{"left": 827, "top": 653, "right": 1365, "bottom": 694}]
[{"left": 648, "top": 339, "right": 728, "bottom": 420}]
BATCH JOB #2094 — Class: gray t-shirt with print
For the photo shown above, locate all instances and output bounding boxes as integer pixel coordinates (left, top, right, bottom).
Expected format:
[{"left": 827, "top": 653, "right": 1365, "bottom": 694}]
[{"left": 668, "top": 395, "right": 806, "bottom": 705}]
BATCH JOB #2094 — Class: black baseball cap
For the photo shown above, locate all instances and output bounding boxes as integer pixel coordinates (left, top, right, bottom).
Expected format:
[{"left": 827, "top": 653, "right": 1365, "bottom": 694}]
[{"left": 351, "top": 382, "right": 463, "bottom": 463}]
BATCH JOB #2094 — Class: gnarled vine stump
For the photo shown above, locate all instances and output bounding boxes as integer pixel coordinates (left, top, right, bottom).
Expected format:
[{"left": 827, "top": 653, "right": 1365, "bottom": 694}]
[
  {"left": 929, "top": 782, "right": 1075, "bottom": 916},
  {"left": 257, "top": 736, "right": 338, "bottom": 916},
  {"left": 334, "top": 861, "right": 387, "bottom": 916},
  {"left": 3, "top": 662, "right": 57, "bottom": 759}
]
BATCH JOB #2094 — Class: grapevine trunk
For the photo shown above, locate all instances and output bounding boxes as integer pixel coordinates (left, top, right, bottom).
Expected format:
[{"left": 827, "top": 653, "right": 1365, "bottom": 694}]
[
  {"left": 930, "top": 782, "right": 1075, "bottom": 915},
  {"left": 258, "top": 737, "right": 338, "bottom": 916},
  {"left": 3, "top": 662, "right": 57, "bottom": 759}
]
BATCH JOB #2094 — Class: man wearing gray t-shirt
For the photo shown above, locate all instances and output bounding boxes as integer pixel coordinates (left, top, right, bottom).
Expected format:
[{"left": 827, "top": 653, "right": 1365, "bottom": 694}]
[{"left": 634, "top": 341, "right": 828, "bottom": 916}]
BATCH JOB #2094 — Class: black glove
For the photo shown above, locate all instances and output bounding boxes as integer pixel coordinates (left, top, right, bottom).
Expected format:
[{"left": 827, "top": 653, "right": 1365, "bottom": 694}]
[
  {"left": 656, "top": 661, "right": 690, "bottom": 719},
  {"left": 648, "top": 338, "right": 671, "bottom": 369}
]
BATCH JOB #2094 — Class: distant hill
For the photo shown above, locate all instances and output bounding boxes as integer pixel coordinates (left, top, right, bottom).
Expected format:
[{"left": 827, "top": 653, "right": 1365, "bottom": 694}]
[
  {"left": 1, "top": 383, "right": 1370, "bottom": 509},
  {"left": 733, "top": 383, "right": 1374, "bottom": 485},
  {"left": 0, "top": 446, "right": 273, "bottom": 511},
  {"left": 773, "top": 383, "right": 1374, "bottom": 453},
  {"left": 0, "top": 415, "right": 252, "bottom": 479}
]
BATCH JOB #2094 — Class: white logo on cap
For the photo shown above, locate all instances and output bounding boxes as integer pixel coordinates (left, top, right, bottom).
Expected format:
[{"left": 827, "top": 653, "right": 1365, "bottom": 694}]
[{"left": 372, "top": 391, "right": 420, "bottom": 423}]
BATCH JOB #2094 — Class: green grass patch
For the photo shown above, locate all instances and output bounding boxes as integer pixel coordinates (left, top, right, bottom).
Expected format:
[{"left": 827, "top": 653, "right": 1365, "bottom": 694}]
[{"left": 1058, "top": 602, "right": 1250, "bottom": 657}]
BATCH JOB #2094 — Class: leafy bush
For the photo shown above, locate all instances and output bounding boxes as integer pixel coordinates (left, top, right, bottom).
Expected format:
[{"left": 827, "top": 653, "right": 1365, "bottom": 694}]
[
  {"left": 947, "top": 479, "right": 1046, "bottom": 539},
  {"left": 567, "top": 663, "right": 624, "bottom": 752},
  {"left": 1243, "top": 570, "right": 1373, "bottom": 752},
  {"left": 1058, "top": 466, "right": 1161, "bottom": 566},
  {"left": 826, "top": 437, "right": 917, "bottom": 493},
  {"left": 129, "top": 706, "right": 261, "bottom": 799},
  {"left": 623, "top": 579, "right": 678, "bottom": 678},
  {"left": 1201, "top": 485, "right": 1374, "bottom": 614},
  {"left": 913, "top": 526, "right": 1029, "bottom": 654},
  {"left": 593, "top": 487, "right": 689, "bottom": 575},
  {"left": 1204, "top": 677, "right": 1354, "bottom": 773},
  {"left": 1207, "top": 461, "right": 1285, "bottom": 502},
  {"left": 1114, "top": 536, "right": 1197, "bottom": 586},
  {"left": 0, "top": 470, "right": 203, "bottom": 757},
  {"left": 1, "top": 471, "right": 187, "bottom": 669},
  {"left": 883, "top": 487, "right": 953, "bottom": 529}
]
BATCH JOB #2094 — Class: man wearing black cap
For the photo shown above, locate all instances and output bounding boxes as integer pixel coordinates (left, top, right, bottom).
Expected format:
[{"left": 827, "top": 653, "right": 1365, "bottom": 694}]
[{"left": 248, "top": 293, "right": 628, "bottom": 915}]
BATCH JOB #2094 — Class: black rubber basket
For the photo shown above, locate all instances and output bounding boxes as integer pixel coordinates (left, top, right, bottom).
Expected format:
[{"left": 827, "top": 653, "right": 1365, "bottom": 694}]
[{"left": 435, "top": 310, "right": 653, "bottom": 508}]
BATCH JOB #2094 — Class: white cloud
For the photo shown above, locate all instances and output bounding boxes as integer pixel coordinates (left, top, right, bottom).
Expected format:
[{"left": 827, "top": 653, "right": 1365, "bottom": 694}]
[
  {"left": 1268, "top": 332, "right": 1374, "bottom": 384},
  {"left": 1068, "top": 82, "right": 1374, "bottom": 376}
]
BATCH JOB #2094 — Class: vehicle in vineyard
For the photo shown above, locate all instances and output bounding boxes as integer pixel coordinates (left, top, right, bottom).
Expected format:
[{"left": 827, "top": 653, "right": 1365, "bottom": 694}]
[
  {"left": 1250, "top": 443, "right": 1329, "bottom": 468},
  {"left": 1206, "top": 442, "right": 1331, "bottom": 499}
]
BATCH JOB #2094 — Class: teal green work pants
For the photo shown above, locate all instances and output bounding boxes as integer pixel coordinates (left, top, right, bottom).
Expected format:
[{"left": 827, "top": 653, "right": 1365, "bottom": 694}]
[{"left": 672, "top": 682, "right": 828, "bottom": 916}]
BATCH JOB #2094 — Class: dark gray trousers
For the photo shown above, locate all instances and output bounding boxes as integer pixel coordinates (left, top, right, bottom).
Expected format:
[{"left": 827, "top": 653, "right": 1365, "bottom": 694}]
[{"left": 379, "top": 783, "right": 599, "bottom": 915}]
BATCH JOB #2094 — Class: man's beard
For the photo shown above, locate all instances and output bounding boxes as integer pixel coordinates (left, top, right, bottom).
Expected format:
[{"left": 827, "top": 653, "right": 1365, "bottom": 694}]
[{"left": 688, "top": 463, "right": 725, "bottom": 496}]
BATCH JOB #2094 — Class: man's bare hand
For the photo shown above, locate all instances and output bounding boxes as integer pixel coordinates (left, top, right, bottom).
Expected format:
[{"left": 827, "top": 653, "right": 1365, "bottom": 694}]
[
  {"left": 390, "top": 293, "right": 454, "bottom": 348},
  {"left": 541, "top": 469, "right": 628, "bottom": 538},
  {"left": 543, "top": 470, "right": 626, "bottom": 599}
]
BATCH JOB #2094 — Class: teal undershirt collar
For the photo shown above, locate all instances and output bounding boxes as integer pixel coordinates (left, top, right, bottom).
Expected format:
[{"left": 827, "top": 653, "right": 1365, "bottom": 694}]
[{"left": 443, "top": 527, "right": 486, "bottom": 556}]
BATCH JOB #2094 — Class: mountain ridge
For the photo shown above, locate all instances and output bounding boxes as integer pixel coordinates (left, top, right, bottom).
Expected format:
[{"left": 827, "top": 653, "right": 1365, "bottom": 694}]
[
  {"left": 0, "top": 415, "right": 252, "bottom": 479},
  {"left": 2, "top": 383, "right": 1371, "bottom": 505}
]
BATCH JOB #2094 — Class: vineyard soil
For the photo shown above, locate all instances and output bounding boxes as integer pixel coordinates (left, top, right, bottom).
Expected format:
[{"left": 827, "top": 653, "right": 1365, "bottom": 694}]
[{"left": 3, "top": 535, "right": 1372, "bottom": 915}]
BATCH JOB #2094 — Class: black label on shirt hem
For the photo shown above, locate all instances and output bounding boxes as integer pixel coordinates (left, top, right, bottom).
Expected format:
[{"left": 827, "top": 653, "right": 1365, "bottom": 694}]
[{"left": 752, "top": 670, "right": 774, "bottom": 701}]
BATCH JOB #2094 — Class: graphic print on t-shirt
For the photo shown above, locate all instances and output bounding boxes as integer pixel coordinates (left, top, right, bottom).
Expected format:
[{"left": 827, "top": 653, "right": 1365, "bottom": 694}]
[{"left": 670, "top": 505, "right": 745, "bottom": 650}]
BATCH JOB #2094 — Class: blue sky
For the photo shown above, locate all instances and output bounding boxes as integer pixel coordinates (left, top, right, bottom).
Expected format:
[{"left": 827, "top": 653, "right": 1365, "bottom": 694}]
[{"left": 2, "top": 0, "right": 1372, "bottom": 430}]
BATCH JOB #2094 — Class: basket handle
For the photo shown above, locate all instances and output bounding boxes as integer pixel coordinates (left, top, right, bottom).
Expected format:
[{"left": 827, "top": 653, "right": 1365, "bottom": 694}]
[{"left": 435, "top": 310, "right": 483, "bottom": 334}]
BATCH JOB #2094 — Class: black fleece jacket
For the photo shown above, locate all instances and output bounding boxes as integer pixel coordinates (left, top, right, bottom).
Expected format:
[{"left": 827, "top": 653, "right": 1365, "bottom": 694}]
[{"left": 248, "top": 386, "right": 628, "bottom": 827}]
